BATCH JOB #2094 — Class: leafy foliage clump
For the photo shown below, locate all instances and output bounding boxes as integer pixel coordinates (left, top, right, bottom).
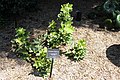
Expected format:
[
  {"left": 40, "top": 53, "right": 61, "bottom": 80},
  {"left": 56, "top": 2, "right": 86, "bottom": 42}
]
[
  {"left": 43, "top": 20, "right": 61, "bottom": 48},
  {"left": 11, "top": 27, "right": 30, "bottom": 60},
  {"left": 11, "top": 3, "right": 87, "bottom": 78},
  {"left": 65, "top": 40, "right": 86, "bottom": 61},
  {"left": 58, "top": 3, "right": 74, "bottom": 44},
  {"left": 11, "top": 27, "right": 51, "bottom": 77},
  {"left": 43, "top": 3, "right": 74, "bottom": 48},
  {"left": 43, "top": 3, "right": 86, "bottom": 61},
  {"left": 90, "top": 0, "right": 120, "bottom": 30}
]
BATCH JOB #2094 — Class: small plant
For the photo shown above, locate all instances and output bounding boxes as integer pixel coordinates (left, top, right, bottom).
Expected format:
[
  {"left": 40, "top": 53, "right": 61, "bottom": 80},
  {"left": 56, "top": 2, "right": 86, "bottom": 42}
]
[
  {"left": 65, "top": 40, "right": 86, "bottom": 61},
  {"left": 12, "top": 27, "right": 51, "bottom": 77},
  {"left": 92, "top": 0, "right": 120, "bottom": 30},
  {"left": 11, "top": 27, "right": 31, "bottom": 60},
  {"left": 103, "top": 0, "right": 120, "bottom": 29},
  {"left": 12, "top": 3, "right": 87, "bottom": 78},
  {"left": 58, "top": 3, "right": 74, "bottom": 44},
  {"left": 43, "top": 3, "right": 74, "bottom": 48},
  {"left": 43, "top": 20, "right": 61, "bottom": 48},
  {"left": 32, "top": 47, "right": 51, "bottom": 77}
]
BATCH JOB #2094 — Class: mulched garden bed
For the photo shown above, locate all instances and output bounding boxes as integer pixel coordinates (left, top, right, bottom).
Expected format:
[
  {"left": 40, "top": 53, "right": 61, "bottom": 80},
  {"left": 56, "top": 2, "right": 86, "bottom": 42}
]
[{"left": 0, "top": 0, "right": 120, "bottom": 80}]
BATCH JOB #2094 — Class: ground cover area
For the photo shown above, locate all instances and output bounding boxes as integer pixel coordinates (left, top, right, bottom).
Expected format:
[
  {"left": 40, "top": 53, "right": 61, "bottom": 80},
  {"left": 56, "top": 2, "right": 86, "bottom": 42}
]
[{"left": 0, "top": 0, "right": 120, "bottom": 80}]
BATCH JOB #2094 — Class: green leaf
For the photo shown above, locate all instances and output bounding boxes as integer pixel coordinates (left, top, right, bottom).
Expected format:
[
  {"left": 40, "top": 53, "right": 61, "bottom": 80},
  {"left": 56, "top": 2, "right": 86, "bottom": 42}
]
[
  {"left": 61, "top": 3, "right": 73, "bottom": 13},
  {"left": 104, "top": 19, "right": 113, "bottom": 26},
  {"left": 16, "top": 27, "right": 26, "bottom": 35},
  {"left": 103, "top": 0, "right": 117, "bottom": 13},
  {"left": 14, "top": 38, "right": 23, "bottom": 45},
  {"left": 116, "top": 14, "right": 120, "bottom": 27},
  {"left": 64, "top": 25, "right": 74, "bottom": 34}
]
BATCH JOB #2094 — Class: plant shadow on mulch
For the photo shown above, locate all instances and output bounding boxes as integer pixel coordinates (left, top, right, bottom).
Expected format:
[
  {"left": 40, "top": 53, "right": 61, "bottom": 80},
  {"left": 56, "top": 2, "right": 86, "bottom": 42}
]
[
  {"left": 106, "top": 44, "right": 120, "bottom": 67},
  {"left": 59, "top": 50, "right": 84, "bottom": 62}
]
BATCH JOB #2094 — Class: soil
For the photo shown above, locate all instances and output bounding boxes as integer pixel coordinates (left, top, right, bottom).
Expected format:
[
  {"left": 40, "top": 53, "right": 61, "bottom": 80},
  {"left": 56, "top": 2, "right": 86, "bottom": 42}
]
[{"left": 0, "top": 0, "right": 120, "bottom": 80}]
